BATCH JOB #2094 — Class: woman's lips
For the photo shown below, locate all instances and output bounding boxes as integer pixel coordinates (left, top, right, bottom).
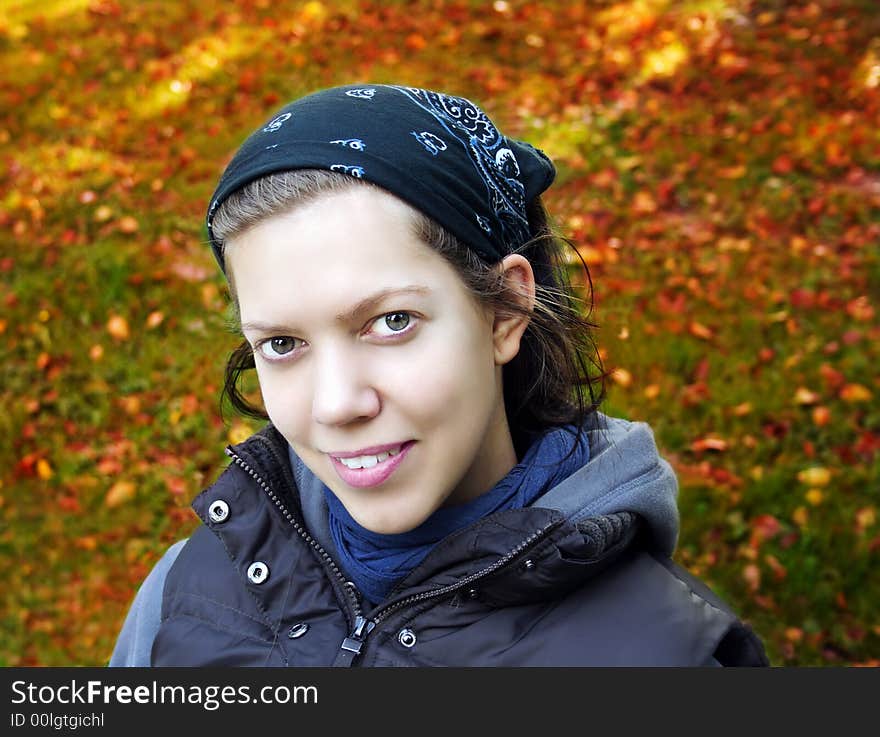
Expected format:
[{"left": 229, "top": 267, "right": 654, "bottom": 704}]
[{"left": 329, "top": 440, "right": 415, "bottom": 488}]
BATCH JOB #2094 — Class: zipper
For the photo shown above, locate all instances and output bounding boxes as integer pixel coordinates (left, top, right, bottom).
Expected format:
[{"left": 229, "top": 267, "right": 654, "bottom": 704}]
[
  {"left": 368, "top": 522, "right": 558, "bottom": 627},
  {"left": 225, "top": 446, "right": 561, "bottom": 666},
  {"left": 224, "top": 448, "right": 363, "bottom": 619}
]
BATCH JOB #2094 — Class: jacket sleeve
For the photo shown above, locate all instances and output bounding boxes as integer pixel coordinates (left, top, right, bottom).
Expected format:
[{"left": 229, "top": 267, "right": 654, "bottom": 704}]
[{"left": 107, "top": 539, "right": 187, "bottom": 667}]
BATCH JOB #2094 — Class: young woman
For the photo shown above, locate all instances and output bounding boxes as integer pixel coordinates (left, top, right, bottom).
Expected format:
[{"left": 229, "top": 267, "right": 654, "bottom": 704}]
[{"left": 110, "top": 84, "right": 768, "bottom": 666}]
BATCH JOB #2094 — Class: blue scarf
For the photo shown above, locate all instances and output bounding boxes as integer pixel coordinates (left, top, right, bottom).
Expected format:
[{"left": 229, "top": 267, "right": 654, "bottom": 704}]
[{"left": 324, "top": 425, "right": 589, "bottom": 606}]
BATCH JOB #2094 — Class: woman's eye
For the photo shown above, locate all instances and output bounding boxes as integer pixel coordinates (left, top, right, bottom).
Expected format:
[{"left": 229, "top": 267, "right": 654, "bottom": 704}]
[
  {"left": 256, "top": 336, "right": 302, "bottom": 360},
  {"left": 371, "top": 312, "right": 413, "bottom": 336}
]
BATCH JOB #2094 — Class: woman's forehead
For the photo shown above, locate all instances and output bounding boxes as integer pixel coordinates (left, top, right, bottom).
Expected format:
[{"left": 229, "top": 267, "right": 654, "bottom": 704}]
[
  {"left": 233, "top": 223, "right": 443, "bottom": 290},
  {"left": 228, "top": 189, "right": 475, "bottom": 327}
]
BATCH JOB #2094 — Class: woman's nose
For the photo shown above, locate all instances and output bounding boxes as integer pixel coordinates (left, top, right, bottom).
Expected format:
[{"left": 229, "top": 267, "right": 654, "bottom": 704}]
[{"left": 310, "top": 348, "right": 380, "bottom": 426}]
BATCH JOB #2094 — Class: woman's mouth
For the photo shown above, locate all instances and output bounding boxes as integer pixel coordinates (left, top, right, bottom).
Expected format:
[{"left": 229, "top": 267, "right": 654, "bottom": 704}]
[{"left": 329, "top": 440, "right": 415, "bottom": 488}]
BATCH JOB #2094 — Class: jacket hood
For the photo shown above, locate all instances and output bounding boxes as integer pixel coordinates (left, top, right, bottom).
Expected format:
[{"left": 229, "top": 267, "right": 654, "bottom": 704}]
[
  {"left": 532, "top": 412, "right": 679, "bottom": 556},
  {"left": 285, "top": 411, "right": 680, "bottom": 573}
]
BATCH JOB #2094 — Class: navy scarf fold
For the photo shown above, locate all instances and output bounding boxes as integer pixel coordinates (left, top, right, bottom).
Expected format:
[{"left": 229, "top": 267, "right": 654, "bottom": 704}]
[{"left": 324, "top": 425, "right": 589, "bottom": 606}]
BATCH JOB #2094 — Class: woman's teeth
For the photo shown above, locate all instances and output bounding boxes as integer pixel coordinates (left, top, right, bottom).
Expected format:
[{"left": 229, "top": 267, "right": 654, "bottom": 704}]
[{"left": 337, "top": 447, "right": 400, "bottom": 470}]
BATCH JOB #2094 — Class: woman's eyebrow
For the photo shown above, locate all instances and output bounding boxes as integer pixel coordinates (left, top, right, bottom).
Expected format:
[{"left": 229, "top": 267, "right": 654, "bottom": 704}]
[
  {"left": 335, "top": 285, "right": 430, "bottom": 323},
  {"left": 239, "top": 286, "right": 431, "bottom": 335}
]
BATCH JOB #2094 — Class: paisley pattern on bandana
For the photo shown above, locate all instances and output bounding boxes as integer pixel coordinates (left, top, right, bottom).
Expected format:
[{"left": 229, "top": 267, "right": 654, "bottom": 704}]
[
  {"left": 345, "top": 88, "right": 375, "bottom": 99},
  {"left": 392, "top": 85, "right": 529, "bottom": 251},
  {"left": 331, "top": 138, "right": 367, "bottom": 151},
  {"left": 411, "top": 130, "right": 447, "bottom": 156},
  {"left": 262, "top": 112, "right": 292, "bottom": 133},
  {"left": 330, "top": 164, "right": 365, "bottom": 178},
  {"left": 206, "top": 82, "right": 557, "bottom": 273}
]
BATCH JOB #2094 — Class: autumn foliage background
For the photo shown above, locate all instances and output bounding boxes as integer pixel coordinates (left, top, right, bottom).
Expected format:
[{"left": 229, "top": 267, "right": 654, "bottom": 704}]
[{"left": 1, "top": 0, "right": 878, "bottom": 667}]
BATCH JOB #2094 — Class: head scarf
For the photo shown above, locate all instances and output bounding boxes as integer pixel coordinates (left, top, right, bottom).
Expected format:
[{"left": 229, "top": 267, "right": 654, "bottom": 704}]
[{"left": 206, "top": 83, "right": 556, "bottom": 271}]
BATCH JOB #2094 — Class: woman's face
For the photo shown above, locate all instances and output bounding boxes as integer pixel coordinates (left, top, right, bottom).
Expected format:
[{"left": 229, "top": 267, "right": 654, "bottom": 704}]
[{"left": 227, "top": 186, "right": 528, "bottom": 534}]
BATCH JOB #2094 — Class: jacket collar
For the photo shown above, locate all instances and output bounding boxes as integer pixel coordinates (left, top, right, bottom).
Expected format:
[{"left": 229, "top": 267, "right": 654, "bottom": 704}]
[{"left": 202, "top": 421, "right": 645, "bottom": 610}]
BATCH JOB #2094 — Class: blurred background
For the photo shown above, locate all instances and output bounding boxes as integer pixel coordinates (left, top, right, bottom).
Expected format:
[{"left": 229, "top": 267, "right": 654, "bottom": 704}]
[{"left": 1, "top": 0, "right": 877, "bottom": 667}]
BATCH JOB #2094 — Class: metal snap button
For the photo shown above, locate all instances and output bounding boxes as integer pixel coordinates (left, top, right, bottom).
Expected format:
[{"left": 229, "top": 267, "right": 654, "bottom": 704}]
[
  {"left": 208, "top": 499, "right": 230, "bottom": 523},
  {"left": 467, "top": 588, "right": 480, "bottom": 599},
  {"left": 247, "top": 561, "right": 269, "bottom": 584},
  {"left": 288, "top": 623, "right": 309, "bottom": 639},
  {"left": 397, "top": 628, "right": 417, "bottom": 648},
  {"left": 522, "top": 559, "right": 535, "bottom": 571}
]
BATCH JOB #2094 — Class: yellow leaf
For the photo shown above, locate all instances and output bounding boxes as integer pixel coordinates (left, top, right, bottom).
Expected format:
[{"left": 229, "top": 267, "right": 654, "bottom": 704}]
[
  {"left": 793, "top": 387, "right": 820, "bottom": 405},
  {"left": 93, "top": 205, "right": 113, "bottom": 222},
  {"left": 105, "top": 480, "right": 136, "bottom": 508},
  {"left": 146, "top": 311, "right": 165, "bottom": 329},
  {"left": 798, "top": 467, "right": 831, "bottom": 486},
  {"left": 36, "top": 459, "right": 53, "bottom": 480},
  {"left": 792, "top": 506, "right": 809, "bottom": 527},
  {"left": 228, "top": 423, "right": 253, "bottom": 445},
  {"left": 805, "top": 488, "right": 824, "bottom": 506},
  {"left": 301, "top": 1, "right": 326, "bottom": 21},
  {"left": 577, "top": 245, "right": 604, "bottom": 265},
  {"left": 611, "top": 368, "right": 632, "bottom": 387},
  {"left": 856, "top": 507, "right": 876, "bottom": 531}
]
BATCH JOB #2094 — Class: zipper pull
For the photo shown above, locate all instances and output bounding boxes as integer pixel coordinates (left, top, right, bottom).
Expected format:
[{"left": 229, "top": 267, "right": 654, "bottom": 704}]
[{"left": 332, "top": 615, "right": 375, "bottom": 667}]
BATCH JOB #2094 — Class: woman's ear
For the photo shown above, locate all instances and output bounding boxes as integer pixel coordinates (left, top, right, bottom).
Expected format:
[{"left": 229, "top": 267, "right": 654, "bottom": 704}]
[{"left": 492, "top": 254, "right": 536, "bottom": 366}]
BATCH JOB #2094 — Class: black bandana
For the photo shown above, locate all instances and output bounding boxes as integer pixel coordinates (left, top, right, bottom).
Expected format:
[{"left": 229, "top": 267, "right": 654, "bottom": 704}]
[{"left": 206, "top": 83, "right": 556, "bottom": 271}]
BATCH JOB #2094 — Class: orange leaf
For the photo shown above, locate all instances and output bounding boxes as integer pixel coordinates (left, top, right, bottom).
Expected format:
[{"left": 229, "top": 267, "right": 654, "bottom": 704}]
[
  {"left": 690, "top": 436, "right": 729, "bottom": 452},
  {"left": 750, "top": 514, "right": 782, "bottom": 547},
  {"left": 405, "top": 33, "right": 427, "bottom": 51},
  {"left": 845, "top": 296, "right": 874, "bottom": 322},
  {"left": 811, "top": 406, "right": 831, "bottom": 426},
  {"left": 632, "top": 190, "right": 657, "bottom": 214},
  {"left": 106, "top": 315, "right": 130, "bottom": 341},
  {"left": 840, "top": 383, "right": 872, "bottom": 403},
  {"left": 717, "top": 164, "right": 747, "bottom": 179},
  {"left": 117, "top": 216, "right": 139, "bottom": 233},
  {"left": 742, "top": 564, "right": 761, "bottom": 591},
  {"left": 688, "top": 321, "right": 714, "bottom": 340}
]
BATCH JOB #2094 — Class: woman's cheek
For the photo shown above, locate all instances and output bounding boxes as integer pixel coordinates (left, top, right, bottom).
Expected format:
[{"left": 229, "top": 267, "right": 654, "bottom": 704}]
[{"left": 258, "top": 368, "right": 305, "bottom": 430}]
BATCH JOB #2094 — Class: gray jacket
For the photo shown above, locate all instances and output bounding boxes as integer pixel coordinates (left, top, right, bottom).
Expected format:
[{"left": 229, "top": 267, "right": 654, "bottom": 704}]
[{"left": 109, "top": 414, "right": 768, "bottom": 666}]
